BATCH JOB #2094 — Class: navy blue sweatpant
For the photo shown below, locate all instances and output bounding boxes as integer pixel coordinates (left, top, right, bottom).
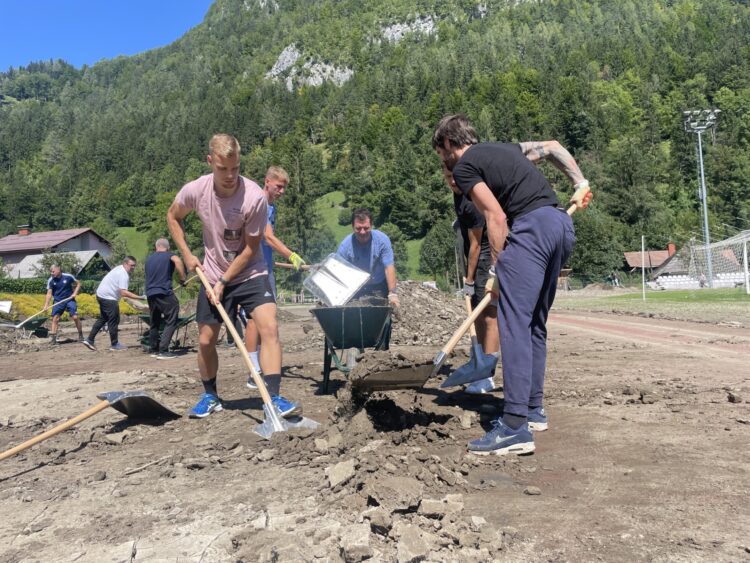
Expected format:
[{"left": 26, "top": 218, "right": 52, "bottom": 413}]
[{"left": 496, "top": 205, "right": 576, "bottom": 418}]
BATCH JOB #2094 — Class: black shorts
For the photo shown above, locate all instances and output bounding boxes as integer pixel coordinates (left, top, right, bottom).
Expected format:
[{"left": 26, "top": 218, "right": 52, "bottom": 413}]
[
  {"left": 196, "top": 275, "right": 276, "bottom": 325},
  {"left": 471, "top": 250, "right": 495, "bottom": 308}
]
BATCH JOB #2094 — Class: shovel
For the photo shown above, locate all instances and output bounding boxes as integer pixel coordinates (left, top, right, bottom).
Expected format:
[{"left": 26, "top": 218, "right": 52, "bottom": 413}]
[
  {"left": 10, "top": 295, "right": 75, "bottom": 329},
  {"left": 195, "top": 268, "right": 319, "bottom": 439},
  {"left": 0, "top": 390, "right": 180, "bottom": 462},
  {"left": 440, "top": 295, "right": 498, "bottom": 388}
]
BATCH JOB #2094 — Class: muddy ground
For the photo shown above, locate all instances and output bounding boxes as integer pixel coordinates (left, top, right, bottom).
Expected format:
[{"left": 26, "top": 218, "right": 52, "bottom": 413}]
[{"left": 0, "top": 286, "right": 749, "bottom": 562}]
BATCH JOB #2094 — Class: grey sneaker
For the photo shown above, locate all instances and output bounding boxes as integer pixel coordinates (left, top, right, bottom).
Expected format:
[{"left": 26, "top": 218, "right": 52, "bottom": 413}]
[
  {"left": 468, "top": 419, "right": 535, "bottom": 456},
  {"left": 527, "top": 406, "right": 548, "bottom": 432},
  {"left": 82, "top": 339, "right": 96, "bottom": 351},
  {"left": 156, "top": 351, "right": 178, "bottom": 360},
  {"left": 109, "top": 342, "right": 127, "bottom": 351}
]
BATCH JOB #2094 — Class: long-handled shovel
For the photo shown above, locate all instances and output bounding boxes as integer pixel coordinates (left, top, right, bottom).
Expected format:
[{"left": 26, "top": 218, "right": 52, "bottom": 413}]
[
  {"left": 432, "top": 195, "right": 589, "bottom": 381},
  {"left": 13, "top": 295, "right": 74, "bottom": 329},
  {"left": 194, "top": 268, "right": 318, "bottom": 439},
  {"left": 440, "top": 295, "right": 498, "bottom": 388},
  {"left": 0, "top": 390, "right": 180, "bottom": 462}
]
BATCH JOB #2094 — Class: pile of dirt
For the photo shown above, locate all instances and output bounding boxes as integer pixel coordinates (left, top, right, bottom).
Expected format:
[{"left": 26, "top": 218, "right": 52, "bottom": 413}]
[{"left": 390, "top": 281, "right": 466, "bottom": 346}]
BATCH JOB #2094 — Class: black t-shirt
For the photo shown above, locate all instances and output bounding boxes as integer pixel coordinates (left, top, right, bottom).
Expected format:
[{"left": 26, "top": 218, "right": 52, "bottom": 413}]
[
  {"left": 145, "top": 251, "right": 175, "bottom": 297},
  {"left": 452, "top": 143, "right": 559, "bottom": 224},
  {"left": 453, "top": 192, "right": 490, "bottom": 260}
]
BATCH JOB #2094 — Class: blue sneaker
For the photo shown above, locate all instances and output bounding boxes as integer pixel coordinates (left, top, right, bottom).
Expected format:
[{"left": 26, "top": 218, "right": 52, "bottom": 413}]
[
  {"left": 527, "top": 406, "right": 548, "bottom": 432},
  {"left": 109, "top": 342, "right": 127, "bottom": 351},
  {"left": 189, "top": 393, "right": 223, "bottom": 418},
  {"left": 271, "top": 395, "right": 302, "bottom": 418},
  {"left": 468, "top": 419, "right": 535, "bottom": 456}
]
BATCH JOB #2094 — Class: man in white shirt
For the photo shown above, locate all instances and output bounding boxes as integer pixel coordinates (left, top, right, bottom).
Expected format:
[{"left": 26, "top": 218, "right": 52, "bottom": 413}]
[{"left": 81, "top": 256, "right": 142, "bottom": 351}]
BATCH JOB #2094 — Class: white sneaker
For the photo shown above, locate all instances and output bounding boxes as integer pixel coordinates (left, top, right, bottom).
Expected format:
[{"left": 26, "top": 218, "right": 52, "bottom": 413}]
[{"left": 465, "top": 377, "right": 495, "bottom": 395}]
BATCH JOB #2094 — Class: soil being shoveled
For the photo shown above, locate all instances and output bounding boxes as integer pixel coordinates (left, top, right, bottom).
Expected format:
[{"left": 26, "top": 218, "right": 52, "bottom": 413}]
[{"left": 1, "top": 286, "right": 749, "bottom": 561}]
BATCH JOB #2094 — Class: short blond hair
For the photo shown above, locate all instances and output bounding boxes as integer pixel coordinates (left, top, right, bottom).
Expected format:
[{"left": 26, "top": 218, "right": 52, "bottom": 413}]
[
  {"left": 265, "top": 165, "right": 289, "bottom": 184},
  {"left": 208, "top": 134, "right": 240, "bottom": 158}
]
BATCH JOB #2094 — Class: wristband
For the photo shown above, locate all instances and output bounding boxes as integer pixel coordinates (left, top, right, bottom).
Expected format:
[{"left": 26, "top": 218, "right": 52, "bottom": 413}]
[
  {"left": 388, "top": 287, "right": 397, "bottom": 295},
  {"left": 464, "top": 280, "right": 475, "bottom": 286},
  {"left": 574, "top": 179, "right": 589, "bottom": 190},
  {"left": 218, "top": 277, "right": 229, "bottom": 285}
]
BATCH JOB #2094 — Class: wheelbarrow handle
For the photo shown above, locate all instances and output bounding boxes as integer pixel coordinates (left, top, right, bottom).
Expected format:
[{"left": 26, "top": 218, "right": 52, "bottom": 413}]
[
  {"left": 0, "top": 399, "right": 110, "bottom": 462},
  {"left": 194, "top": 268, "right": 275, "bottom": 408}
]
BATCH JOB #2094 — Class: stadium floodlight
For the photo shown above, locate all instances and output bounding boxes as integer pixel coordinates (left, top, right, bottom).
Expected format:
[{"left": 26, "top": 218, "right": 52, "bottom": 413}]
[{"left": 683, "top": 108, "right": 721, "bottom": 288}]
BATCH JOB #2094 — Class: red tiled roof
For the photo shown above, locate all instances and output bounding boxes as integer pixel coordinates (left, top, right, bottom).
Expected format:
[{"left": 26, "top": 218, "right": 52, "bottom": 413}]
[
  {"left": 0, "top": 228, "right": 94, "bottom": 253},
  {"left": 623, "top": 250, "right": 670, "bottom": 269}
]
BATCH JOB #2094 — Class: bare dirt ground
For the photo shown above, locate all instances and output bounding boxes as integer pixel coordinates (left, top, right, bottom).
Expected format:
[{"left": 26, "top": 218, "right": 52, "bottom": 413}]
[{"left": 1, "top": 289, "right": 749, "bottom": 562}]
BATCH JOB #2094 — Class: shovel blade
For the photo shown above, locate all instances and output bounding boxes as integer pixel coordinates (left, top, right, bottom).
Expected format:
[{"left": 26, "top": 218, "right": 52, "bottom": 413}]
[
  {"left": 253, "top": 403, "right": 320, "bottom": 440},
  {"left": 351, "top": 364, "right": 433, "bottom": 393},
  {"left": 440, "top": 341, "right": 498, "bottom": 389},
  {"left": 96, "top": 390, "right": 181, "bottom": 420}
]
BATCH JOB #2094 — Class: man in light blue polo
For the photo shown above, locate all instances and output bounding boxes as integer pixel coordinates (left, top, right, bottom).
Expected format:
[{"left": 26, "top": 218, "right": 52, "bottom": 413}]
[
  {"left": 337, "top": 207, "right": 399, "bottom": 305},
  {"left": 336, "top": 207, "right": 399, "bottom": 348}
]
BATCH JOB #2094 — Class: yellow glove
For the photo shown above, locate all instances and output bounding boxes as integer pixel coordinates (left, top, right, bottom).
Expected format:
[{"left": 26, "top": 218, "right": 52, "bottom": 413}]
[
  {"left": 570, "top": 181, "right": 593, "bottom": 210},
  {"left": 289, "top": 252, "right": 306, "bottom": 271}
]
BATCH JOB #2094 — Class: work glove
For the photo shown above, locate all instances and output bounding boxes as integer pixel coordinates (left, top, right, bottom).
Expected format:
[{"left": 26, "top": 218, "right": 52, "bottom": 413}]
[
  {"left": 485, "top": 266, "right": 499, "bottom": 296},
  {"left": 569, "top": 180, "right": 593, "bottom": 210},
  {"left": 289, "top": 252, "right": 306, "bottom": 271},
  {"left": 462, "top": 279, "right": 475, "bottom": 297},
  {"left": 388, "top": 291, "right": 400, "bottom": 308}
]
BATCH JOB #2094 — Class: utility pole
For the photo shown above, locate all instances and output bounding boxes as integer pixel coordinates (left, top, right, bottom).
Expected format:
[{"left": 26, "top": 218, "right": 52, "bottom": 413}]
[{"left": 683, "top": 109, "right": 720, "bottom": 288}]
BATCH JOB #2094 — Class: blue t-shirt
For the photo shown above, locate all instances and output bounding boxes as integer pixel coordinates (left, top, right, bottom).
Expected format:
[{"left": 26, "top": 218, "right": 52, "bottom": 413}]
[
  {"left": 336, "top": 229, "right": 394, "bottom": 286},
  {"left": 47, "top": 273, "right": 77, "bottom": 301},
  {"left": 261, "top": 203, "right": 276, "bottom": 271}
]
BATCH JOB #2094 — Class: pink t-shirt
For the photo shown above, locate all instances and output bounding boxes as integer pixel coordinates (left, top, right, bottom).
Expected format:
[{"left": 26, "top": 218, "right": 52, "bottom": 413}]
[{"left": 175, "top": 174, "right": 268, "bottom": 285}]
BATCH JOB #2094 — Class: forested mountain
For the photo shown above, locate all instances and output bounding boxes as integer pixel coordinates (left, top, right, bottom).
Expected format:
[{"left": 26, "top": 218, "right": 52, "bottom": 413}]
[{"left": 1, "top": 0, "right": 749, "bottom": 278}]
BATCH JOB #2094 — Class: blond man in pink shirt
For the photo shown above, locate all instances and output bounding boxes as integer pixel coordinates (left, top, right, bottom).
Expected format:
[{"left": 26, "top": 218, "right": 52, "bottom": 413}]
[{"left": 167, "top": 133, "right": 301, "bottom": 419}]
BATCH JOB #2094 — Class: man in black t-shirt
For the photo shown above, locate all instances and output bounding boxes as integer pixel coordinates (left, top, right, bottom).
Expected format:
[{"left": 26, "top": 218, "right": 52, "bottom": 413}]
[
  {"left": 433, "top": 114, "right": 592, "bottom": 456},
  {"left": 444, "top": 165, "right": 498, "bottom": 394},
  {"left": 144, "top": 238, "right": 187, "bottom": 359}
]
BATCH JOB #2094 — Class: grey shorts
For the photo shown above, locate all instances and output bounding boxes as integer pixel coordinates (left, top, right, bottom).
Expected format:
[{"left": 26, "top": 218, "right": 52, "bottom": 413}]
[{"left": 197, "top": 275, "right": 276, "bottom": 325}]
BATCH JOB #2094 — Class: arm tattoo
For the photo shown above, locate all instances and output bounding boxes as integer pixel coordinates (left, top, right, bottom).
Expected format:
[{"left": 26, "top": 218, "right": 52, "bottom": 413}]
[{"left": 521, "top": 141, "right": 585, "bottom": 184}]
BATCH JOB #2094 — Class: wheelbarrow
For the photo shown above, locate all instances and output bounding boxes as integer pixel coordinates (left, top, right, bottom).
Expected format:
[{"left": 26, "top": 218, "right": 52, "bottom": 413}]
[{"left": 311, "top": 305, "right": 392, "bottom": 393}]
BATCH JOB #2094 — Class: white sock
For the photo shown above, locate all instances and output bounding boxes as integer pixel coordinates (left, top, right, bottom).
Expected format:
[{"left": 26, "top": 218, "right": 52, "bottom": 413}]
[{"left": 249, "top": 351, "right": 262, "bottom": 373}]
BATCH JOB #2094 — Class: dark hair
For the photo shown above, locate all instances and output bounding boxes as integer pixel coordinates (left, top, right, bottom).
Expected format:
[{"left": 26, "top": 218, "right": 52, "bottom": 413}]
[
  {"left": 432, "top": 114, "right": 479, "bottom": 150},
  {"left": 124, "top": 255, "right": 137, "bottom": 265},
  {"left": 351, "top": 207, "right": 373, "bottom": 225}
]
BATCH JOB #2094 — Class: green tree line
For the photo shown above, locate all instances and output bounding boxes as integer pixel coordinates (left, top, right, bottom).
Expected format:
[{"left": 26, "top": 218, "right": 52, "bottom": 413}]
[{"left": 1, "top": 0, "right": 749, "bottom": 281}]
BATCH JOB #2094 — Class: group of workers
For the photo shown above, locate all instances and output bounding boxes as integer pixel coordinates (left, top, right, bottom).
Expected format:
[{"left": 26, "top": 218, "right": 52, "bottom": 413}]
[{"left": 44, "top": 113, "right": 591, "bottom": 456}]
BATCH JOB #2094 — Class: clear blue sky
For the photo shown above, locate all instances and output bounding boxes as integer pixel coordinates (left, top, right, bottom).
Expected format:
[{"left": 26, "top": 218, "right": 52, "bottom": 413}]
[{"left": 0, "top": 0, "right": 213, "bottom": 72}]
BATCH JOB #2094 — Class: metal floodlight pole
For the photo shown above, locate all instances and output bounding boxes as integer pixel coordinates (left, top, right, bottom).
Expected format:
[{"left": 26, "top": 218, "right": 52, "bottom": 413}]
[{"left": 683, "top": 108, "right": 721, "bottom": 288}]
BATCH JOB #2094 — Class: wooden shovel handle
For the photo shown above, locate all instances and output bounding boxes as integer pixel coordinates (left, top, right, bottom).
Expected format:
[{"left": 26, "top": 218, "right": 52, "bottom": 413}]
[
  {"left": 194, "top": 268, "right": 274, "bottom": 407},
  {"left": 441, "top": 293, "right": 493, "bottom": 356},
  {"left": 19, "top": 295, "right": 74, "bottom": 328},
  {"left": 464, "top": 295, "right": 477, "bottom": 338},
  {"left": 273, "top": 262, "right": 311, "bottom": 271},
  {"left": 0, "top": 399, "right": 109, "bottom": 461}
]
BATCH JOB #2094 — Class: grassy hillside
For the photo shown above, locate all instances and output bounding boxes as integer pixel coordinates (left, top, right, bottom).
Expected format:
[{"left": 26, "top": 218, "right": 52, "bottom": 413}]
[
  {"left": 117, "top": 227, "right": 149, "bottom": 262},
  {"left": 317, "top": 191, "right": 427, "bottom": 280}
]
